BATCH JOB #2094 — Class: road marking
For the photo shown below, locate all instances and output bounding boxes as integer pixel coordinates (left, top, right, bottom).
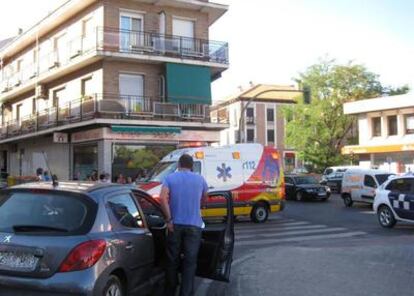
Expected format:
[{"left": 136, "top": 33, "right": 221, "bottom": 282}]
[
  {"left": 236, "top": 231, "right": 367, "bottom": 247},
  {"left": 236, "top": 227, "right": 347, "bottom": 240},
  {"left": 236, "top": 224, "right": 327, "bottom": 235},
  {"left": 234, "top": 221, "right": 308, "bottom": 230},
  {"left": 361, "top": 211, "right": 375, "bottom": 215}
]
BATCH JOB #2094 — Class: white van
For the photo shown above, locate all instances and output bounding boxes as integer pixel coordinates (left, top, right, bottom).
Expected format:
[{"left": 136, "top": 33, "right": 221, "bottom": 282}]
[
  {"left": 322, "top": 166, "right": 359, "bottom": 178},
  {"left": 341, "top": 168, "right": 394, "bottom": 207}
]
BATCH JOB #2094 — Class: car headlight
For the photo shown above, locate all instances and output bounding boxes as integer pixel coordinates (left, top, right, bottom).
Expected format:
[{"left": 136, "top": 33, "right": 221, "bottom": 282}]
[{"left": 325, "top": 186, "right": 331, "bottom": 193}]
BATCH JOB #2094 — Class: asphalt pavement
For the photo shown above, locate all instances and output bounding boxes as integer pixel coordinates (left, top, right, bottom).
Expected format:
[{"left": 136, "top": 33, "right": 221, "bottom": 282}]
[{"left": 196, "top": 194, "right": 414, "bottom": 296}]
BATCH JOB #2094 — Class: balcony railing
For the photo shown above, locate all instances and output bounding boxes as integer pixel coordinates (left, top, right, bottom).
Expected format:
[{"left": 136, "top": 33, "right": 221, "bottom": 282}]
[
  {"left": 98, "top": 28, "right": 229, "bottom": 64},
  {"left": 0, "top": 93, "right": 213, "bottom": 141},
  {"left": 1, "top": 28, "right": 228, "bottom": 95}
]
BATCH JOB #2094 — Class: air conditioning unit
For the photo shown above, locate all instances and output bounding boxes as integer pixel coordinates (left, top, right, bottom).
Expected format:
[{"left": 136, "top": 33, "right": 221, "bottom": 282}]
[{"left": 35, "top": 85, "right": 47, "bottom": 99}]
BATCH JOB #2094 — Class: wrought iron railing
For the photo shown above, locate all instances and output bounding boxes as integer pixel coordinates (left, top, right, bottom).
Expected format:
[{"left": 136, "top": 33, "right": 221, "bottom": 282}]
[
  {"left": 97, "top": 27, "right": 229, "bottom": 64},
  {"left": 0, "top": 28, "right": 228, "bottom": 95},
  {"left": 0, "top": 93, "right": 214, "bottom": 140}
]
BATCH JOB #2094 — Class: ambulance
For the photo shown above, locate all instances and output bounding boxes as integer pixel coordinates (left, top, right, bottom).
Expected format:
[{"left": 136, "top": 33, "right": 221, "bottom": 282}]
[{"left": 139, "top": 144, "right": 285, "bottom": 223}]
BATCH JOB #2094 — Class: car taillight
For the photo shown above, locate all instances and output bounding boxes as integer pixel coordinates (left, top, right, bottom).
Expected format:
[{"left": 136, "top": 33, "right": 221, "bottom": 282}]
[{"left": 59, "top": 240, "right": 106, "bottom": 273}]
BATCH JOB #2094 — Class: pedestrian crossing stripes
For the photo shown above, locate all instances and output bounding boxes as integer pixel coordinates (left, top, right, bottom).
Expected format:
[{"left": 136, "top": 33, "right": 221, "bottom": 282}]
[{"left": 234, "top": 217, "right": 367, "bottom": 247}]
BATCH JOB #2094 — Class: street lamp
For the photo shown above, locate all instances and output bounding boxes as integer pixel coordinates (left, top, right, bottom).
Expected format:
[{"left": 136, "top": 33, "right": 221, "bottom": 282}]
[
  {"left": 238, "top": 90, "right": 277, "bottom": 143},
  {"left": 238, "top": 88, "right": 307, "bottom": 143}
]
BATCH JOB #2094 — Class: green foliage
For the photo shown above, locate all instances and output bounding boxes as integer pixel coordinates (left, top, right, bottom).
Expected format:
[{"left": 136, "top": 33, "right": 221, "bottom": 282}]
[{"left": 284, "top": 58, "right": 409, "bottom": 172}]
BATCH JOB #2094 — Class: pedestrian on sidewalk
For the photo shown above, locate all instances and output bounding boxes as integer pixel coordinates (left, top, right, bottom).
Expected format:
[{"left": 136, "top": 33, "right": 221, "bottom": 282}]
[{"left": 160, "top": 154, "right": 209, "bottom": 296}]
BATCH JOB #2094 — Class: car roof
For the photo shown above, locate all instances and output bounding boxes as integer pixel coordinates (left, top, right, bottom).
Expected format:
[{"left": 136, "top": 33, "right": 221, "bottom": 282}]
[
  {"left": 8, "top": 181, "right": 134, "bottom": 195},
  {"left": 344, "top": 168, "right": 391, "bottom": 174}
]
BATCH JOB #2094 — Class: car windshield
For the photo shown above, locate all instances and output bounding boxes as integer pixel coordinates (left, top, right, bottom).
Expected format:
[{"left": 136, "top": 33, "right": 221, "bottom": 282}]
[
  {"left": 375, "top": 174, "right": 394, "bottom": 185},
  {"left": 0, "top": 192, "right": 91, "bottom": 235},
  {"left": 147, "top": 162, "right": 178, "bottom": 183},
  {"left": 295, "top": 176, "right": 318, "bottom": 185}
]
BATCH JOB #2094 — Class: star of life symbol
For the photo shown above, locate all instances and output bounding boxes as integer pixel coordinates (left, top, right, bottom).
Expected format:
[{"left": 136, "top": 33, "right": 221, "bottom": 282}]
[
  {"left": 217, "top": 163, "right": 232, "bottom": 182},
  {"left": 3, "top": 235, "right": 12, "bottom": 243}
]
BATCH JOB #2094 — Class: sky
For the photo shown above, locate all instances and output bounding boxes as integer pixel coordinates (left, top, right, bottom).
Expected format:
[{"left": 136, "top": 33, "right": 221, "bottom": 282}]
[{"left": 0, "top": 0, "right": 413, "bottom": 101}]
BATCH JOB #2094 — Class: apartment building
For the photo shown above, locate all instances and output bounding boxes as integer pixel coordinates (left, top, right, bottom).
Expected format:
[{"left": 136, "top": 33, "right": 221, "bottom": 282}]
[
  {"left": 0, "top": 0, "right": 229, "bottom": 180},
  {"left": 210, "top": 84, "right": 303, "bottom": 171},
  {"left": 343, "top": 93, "right": 414, "bottom": 173}
]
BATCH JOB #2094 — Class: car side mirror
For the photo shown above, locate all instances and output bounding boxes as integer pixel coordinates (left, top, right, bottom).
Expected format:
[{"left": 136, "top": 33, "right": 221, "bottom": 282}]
[{"left": 146, "top": 214, "right": 166, "bottom": 229}]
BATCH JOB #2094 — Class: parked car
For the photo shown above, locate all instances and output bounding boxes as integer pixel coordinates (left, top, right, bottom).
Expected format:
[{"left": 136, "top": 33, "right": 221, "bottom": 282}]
[
  {"left": 0, "top": 182, "right": 234, "bottom": 296},
  {"left": 320, "top": 172, "right": 344, "bottom": 193},
  {"left": 373, "top": 175, "right": 414, "bottom": 228},
  {"left": 140, "top": 144, "right": 285, "bottom": 223},
  {"left": 341, "top": 168, "right": 394, "bottom": 207},
  {"left": 284, "top": 175, "right": 331, "bottom": 201}
]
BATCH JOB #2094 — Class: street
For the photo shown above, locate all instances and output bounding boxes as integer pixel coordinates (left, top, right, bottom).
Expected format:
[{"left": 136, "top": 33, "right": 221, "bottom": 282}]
[{"left": 197, "top": 194, "right": 414, "bottom": 296}]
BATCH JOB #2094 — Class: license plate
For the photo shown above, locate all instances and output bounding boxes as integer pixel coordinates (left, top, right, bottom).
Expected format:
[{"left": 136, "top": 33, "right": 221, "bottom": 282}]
[
  {"left": 318, "top": 192, "right": 326, "bottom": 196},
  {"left": 0, "top": 251, "right": 38, "bottom": 271}
]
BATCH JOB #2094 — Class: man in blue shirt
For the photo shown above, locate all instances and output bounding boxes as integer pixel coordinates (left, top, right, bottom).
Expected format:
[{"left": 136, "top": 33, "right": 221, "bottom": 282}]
[{"left": 160, "top": 154, "right": 209, "bottom": 296}]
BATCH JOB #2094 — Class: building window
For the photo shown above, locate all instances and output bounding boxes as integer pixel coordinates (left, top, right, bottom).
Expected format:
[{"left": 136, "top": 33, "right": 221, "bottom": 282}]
[
  {"left": 387, "top": 115, "right": 398, "bottom": 136},
  {"left": 405, "top": 114, "right": 414, "bottom": 135},
  {"left": 267, "top": 129, "right": 275, "bottom": 144},
  {"left": 246, "top": 107, "right": 254, "bottom": 124},
  {"left": 119, "top": 74, "right": 144, "bottom": 112},
  {"left": 52, "top": 87, "right": 66, "bottom": 108},
  {"left": 81, "top": 77, "right": 93, "bottom": 97},
  {"left": 16, "top": 104, "right": 22, "bottom": 122},
  {"left": 173, "top": 18, "right": 195, "bottom": 51},
  {"left": 372, "top": 117, "right": 381, "bottom": 137},
  {"left": 120, "top": 13, "right": 144, "bottom": 50},
  {"left": 267, "top": 108, "right": 275, "bottom": 122},
  {"left": 246, "top": 129, "right": 255, "bottom": 143}
]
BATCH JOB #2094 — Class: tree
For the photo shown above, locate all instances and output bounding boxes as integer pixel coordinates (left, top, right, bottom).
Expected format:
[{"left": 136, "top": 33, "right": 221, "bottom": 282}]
[{"left": 284, "top": 58, "right": 409, "bottom": 172}]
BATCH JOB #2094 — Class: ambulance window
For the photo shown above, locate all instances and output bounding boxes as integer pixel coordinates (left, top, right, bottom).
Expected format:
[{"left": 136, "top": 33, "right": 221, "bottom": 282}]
[
  {"left": 193, "top": 161, "right": 201, "bottom": 174},
  {"left": 364, "top": 175, "right": 377, "bottom": 188}
]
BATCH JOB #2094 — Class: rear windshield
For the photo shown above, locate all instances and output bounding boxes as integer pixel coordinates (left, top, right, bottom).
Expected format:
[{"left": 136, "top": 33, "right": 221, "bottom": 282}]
[
  {"left": 0, "top": 191, "right": 95, "bottom": 235},
  {"left": 295, "top": 176, "right": 318, "bottom": 185},
  {"left": 375, "top": 174, "right": 394, "bottom": 185}
]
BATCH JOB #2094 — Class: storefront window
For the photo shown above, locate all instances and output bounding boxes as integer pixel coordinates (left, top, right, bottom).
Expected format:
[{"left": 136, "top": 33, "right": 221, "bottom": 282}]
[
  {"left": 73, "top": 145, "right": 98, "bottom": 181},
  {"left": 112, "top": 145, "right": 175, "bottom": 182}
]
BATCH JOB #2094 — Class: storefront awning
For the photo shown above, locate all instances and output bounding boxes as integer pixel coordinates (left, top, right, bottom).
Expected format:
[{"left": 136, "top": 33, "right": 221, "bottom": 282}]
[
  {"left": 166, "top": 63, "right": 212, "bottom": 105},
  {"left": 111, "top": 126, "right": 182, "bottom": 134},
  {"left": 342, "top": 144, "right": 414, "bottom": 155}
]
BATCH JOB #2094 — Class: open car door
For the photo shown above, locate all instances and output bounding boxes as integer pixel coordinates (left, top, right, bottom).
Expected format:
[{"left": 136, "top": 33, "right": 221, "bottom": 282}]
[
  {"left": 132, "top": 189, "right": 234, "bottom": 282},
  {"left": 197, "top": 191, "right": 234, "bottom": 282}
]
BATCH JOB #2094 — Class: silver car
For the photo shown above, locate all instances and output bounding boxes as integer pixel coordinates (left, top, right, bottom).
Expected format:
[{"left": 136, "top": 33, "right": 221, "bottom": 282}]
[{"left": 0, "top": 182, "right": 234, "bottom": 295}]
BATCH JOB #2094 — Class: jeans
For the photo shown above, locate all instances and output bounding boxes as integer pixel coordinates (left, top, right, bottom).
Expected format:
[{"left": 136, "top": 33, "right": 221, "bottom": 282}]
[{"left": 165, "top": 224, "right": 202, "bottom": 296}]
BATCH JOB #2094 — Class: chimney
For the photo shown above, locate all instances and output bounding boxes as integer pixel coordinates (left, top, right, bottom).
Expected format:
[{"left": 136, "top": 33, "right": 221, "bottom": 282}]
[
  {"left": 238, "top": 85, "right": 243, "bottom": 92},
  {"left": 18, "top": 28, "right": 23, "bottom": 35},
  {"left": 249, "top": 81, "right": 254, "bottom": 87}
]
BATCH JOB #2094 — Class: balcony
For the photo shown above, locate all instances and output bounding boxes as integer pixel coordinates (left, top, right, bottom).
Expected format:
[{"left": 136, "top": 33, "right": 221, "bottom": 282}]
[
  {"left": 0, "top": 93, "right": 212, "bottom": 141},
  {"left": 99, "top": 28, "right": 229, "bottom": 64},
  {"left": 0, "top": 28, "right": 228, "bottom": 97}
]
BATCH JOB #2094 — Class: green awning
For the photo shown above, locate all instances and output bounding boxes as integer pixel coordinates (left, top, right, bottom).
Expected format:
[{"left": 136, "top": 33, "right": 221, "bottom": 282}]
[
  {"left": 166, "top": 63, "right": 212, "bottom": 105},
  {"left": 112, "top": 126, "right": 182, "bottom": 134}
]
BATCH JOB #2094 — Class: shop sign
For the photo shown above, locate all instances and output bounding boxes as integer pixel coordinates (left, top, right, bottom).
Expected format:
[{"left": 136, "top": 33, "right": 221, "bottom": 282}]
[
  {"left": 53, "top": 132, "right": 68, "bottom": 143},
  {"left": 72, "top": 129, "right": 104, "bottom": 143}
]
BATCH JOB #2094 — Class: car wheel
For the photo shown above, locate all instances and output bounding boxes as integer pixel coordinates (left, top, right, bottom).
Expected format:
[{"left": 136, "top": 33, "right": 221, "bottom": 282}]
[
  {"left": 378, "top": 205, "right": 397, "bottom": 228},
  {"left": 251, "top": 202, "right": 269, "bottom": 223},
  {"left": 104, "top": 275, "right": 124, "bottom": 296},
  {"left": 296, "top": 191, "right": 304, "bottom": 201},
  {"left": 343, "top": 194, "right": 353, "bottom": 207}
]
